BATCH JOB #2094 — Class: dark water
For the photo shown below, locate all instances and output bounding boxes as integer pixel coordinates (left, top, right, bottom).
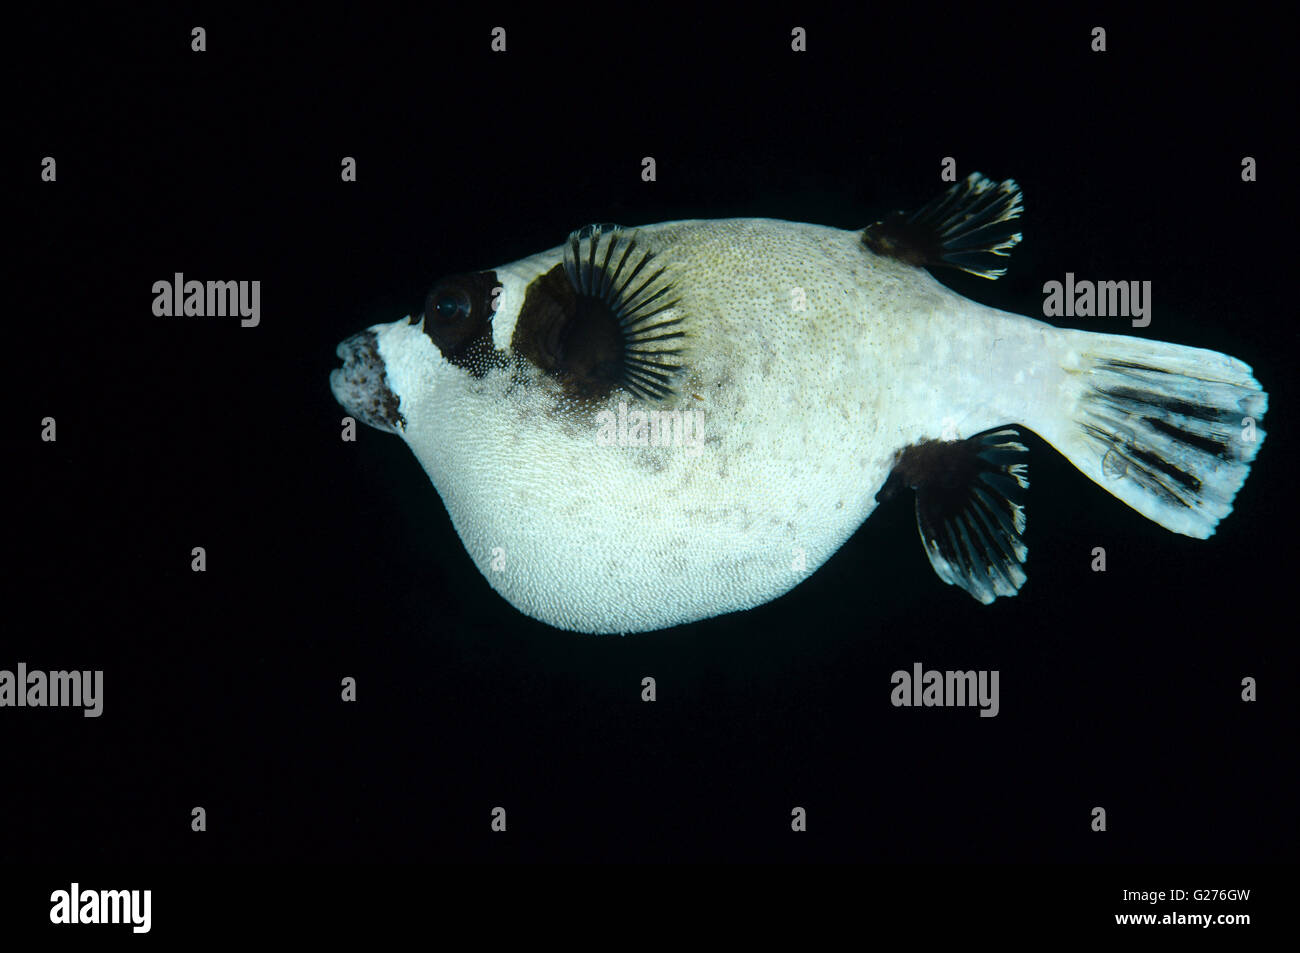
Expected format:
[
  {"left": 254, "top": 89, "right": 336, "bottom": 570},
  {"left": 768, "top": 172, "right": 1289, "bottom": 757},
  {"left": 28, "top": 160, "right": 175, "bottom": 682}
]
[{"left": 11, "top": 9, "right": 1293, "bottom": 865}]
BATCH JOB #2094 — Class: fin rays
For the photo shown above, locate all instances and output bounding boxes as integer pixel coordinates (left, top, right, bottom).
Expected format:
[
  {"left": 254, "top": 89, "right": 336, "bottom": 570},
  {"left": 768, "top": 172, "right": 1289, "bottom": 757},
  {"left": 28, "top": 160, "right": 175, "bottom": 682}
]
[
  {"left": 878, "top": 427, "right": 1030, "bottom": 604},
  {"left": 1048, "top": 333, "right": 1267, "bottom": 538},
  {"left": 562, "top": 224, "right": 686, "bottom": 401},
  {"left": 862, "top": 173, "right": 1024, "bottom": 279}
]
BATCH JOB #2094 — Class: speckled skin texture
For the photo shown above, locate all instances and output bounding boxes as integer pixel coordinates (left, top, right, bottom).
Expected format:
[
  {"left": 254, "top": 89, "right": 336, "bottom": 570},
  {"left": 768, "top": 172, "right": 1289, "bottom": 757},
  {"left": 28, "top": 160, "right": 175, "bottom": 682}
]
[{"left": 342, "top": 219, "right": 1068, "bottom": 633}]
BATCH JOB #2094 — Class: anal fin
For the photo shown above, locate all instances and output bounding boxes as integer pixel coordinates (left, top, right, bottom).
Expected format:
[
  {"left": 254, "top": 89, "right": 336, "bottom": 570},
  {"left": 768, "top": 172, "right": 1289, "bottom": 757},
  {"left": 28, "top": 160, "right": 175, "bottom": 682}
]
[
  {"left": 876, "top": 427, "right": 1030, "bottom": 604},
  {"left": 862, "top": 173, "right": 1023, "bottom": 279}
]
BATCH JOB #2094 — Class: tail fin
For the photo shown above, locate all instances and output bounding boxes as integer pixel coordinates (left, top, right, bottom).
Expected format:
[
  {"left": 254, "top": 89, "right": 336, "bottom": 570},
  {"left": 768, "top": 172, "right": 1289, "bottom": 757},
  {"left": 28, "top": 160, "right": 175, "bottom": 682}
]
[{"left": 1045, "top": 331, "right": 1267, "bottom": 538}]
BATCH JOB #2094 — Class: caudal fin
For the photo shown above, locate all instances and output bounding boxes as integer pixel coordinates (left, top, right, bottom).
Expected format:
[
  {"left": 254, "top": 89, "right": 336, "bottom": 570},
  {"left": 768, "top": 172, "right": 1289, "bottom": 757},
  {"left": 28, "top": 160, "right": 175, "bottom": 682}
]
[{"left": 1046, "top": 330, "right": 1267, "bottom": 538}]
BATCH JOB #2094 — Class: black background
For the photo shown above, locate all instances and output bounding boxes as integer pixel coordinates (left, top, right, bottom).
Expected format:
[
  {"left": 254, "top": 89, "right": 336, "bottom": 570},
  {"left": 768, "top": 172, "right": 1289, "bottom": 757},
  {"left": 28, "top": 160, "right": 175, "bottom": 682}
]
[{"left": 10, "top": 8, "right": 1295, "bottom": 868}]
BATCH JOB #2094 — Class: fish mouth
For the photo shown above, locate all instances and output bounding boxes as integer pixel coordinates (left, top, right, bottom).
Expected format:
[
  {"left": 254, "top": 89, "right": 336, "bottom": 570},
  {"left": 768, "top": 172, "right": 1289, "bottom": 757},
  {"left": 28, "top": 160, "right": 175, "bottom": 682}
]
[{"left": 330, "top": 330, "right": 405, "bottom": 433}]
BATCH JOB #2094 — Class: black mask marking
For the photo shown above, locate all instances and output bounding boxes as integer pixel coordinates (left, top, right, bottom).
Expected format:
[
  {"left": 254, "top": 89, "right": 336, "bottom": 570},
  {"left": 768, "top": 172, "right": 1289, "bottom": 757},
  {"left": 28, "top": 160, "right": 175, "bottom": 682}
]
[
  {"left": 511, "top": 225, "right": 685, "bottom": 402},
  {"left": 421, "top": 270, "right": 508, "bottom": 376}
]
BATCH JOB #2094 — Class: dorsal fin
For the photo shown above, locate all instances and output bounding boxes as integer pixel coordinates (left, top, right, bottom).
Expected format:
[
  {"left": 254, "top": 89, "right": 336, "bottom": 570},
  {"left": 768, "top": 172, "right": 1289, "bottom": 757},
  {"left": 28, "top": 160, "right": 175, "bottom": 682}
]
[{"left": 862, "top": 173, "right": 1024, "bottom": 279}]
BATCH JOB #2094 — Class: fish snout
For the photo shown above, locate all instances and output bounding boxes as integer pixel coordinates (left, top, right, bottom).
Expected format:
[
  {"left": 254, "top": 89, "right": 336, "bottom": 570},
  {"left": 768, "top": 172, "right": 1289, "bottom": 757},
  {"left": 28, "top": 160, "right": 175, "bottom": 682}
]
[{"left": 330, "top": 330, "right": 405, "bottom": 434}]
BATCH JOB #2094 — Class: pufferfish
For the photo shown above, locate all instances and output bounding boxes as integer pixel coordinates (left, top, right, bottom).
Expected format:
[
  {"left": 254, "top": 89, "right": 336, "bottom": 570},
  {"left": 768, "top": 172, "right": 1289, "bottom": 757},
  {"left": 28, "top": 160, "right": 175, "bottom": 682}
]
[{"left": 330, "top": 174, "right": 1268, "bottom": 634}]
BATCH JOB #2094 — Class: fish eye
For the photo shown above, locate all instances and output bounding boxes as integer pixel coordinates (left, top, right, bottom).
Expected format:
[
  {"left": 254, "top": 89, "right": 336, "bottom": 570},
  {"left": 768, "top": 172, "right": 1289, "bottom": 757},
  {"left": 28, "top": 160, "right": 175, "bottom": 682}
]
[
  {"left": 419, "top": 271, "right": 508, "bottom": 374},
  {"left": 430, "top": 285, "right": 472, "bottom": 325}
]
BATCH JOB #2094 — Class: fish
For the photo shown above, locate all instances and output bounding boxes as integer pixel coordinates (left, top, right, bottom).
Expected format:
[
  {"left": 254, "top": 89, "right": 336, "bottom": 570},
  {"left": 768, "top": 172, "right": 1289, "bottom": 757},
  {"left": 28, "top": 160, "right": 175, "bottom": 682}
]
[{"left": 330, "top": 173, "right": 1268, "bottom": 634}]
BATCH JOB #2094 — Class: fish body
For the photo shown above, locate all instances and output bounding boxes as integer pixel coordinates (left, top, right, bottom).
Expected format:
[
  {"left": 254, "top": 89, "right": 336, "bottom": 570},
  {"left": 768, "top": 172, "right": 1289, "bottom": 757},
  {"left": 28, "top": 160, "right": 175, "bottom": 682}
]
[{"left": 331, "top": 175, "right": 1267, "bottom": 633}]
